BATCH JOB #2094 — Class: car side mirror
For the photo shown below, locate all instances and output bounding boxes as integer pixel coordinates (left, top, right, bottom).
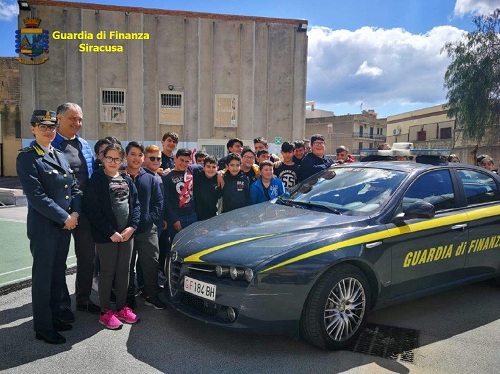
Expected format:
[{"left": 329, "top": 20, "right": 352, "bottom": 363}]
[{"left": 403, "top": 201, "right": 436, "bottom": 219}]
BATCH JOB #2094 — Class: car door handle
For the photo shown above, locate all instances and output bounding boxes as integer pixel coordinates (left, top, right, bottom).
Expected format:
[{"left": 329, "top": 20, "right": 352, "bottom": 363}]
[
  {"left": 451, "top": 224, "right": 467, "bottom": 231},
  {"left": 366, "top": 241, "right": 382, "bottom": 248}
]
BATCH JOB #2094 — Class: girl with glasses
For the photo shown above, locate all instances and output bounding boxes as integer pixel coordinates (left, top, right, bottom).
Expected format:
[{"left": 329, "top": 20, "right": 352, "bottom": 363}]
[{"left": 83, "top": 144, "right": 141, "bottom": 329}]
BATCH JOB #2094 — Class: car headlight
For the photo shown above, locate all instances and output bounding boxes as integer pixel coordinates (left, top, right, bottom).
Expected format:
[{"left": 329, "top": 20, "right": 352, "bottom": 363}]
[
  {"left": 217, "top": 265, "right": 254, "bottom": 282},
  {"left": 216, "top": 265, "right": 229, "bottom": 277},
  {"left": 244, "top": 268, "right": 254, "bottom": 282},
  {"left": 229, "top": 266, "right": 243, "bottom": 280}
]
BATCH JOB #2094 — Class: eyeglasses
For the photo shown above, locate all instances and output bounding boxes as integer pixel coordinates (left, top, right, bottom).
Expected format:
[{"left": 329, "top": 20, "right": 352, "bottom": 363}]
[
  {"left": 148, "top": 156, "right": 162, "bottom": 162},
  {"left": 243, "top": 155, "right": 255, "bottom": 160},
  {"left": 313, "top": 141, "right": 325, "bottom": 146},
  {"left": 36, "top": 124, "right": 58, "bottom": 132},
  {"left": 104, "top": 156, "right": 123, "bottom": 164}
]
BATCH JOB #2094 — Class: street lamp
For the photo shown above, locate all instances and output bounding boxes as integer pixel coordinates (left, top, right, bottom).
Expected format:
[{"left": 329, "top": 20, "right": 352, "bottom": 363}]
[{"left": 17, "top": 1, "right": 31, "bottom": 11}]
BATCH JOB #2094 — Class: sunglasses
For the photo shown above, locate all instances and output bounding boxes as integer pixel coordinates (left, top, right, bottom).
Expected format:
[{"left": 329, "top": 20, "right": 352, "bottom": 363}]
[{"left": 148, "top": 156, "right": 162, "bottom": 162}]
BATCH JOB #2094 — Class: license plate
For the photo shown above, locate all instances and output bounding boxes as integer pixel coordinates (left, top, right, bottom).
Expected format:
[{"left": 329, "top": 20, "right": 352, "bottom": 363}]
[{"left": 183, "top": 276, "right": 217, "bottom": 301}]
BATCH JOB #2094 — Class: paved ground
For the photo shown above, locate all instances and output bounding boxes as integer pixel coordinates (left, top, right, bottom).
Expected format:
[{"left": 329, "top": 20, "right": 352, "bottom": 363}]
[
  {"left": 0, "top": 274, "right": 499, "bottom": 373},
  {"left": 1, "top": 178, "right": 499, "bottom": 373}
]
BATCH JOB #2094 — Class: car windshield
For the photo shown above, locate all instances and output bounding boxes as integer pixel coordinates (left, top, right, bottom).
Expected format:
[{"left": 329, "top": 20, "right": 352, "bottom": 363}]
[{"left": 281, "top": 167, "right": 406, "bottom": 216}]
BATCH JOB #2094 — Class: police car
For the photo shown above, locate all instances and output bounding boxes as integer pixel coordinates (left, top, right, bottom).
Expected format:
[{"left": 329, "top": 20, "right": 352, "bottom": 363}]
[{"left": 166, "top": 154, "right": 500, "bottom": 350}]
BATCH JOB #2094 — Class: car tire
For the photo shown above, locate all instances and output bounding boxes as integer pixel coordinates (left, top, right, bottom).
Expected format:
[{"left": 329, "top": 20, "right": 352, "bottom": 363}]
[{"left": 300, "top": 264, "right": 371, "bottom": 350}]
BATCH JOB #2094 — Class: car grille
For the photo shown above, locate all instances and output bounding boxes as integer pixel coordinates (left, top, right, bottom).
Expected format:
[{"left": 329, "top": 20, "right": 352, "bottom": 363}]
[
  {"left": 181, "top": 293, "right": 219, "bottom": 316},
  {"left": 168, "top": 258, "right": 182, "bottom": 297}
]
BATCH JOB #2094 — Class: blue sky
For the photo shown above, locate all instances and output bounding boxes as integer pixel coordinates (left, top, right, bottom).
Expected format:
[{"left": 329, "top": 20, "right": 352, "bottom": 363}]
[{"left": 0, "top": 0, "right": 498, "bottom": 117}]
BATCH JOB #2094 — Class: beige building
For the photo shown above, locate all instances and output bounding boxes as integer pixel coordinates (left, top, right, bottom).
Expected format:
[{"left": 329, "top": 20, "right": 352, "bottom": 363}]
[
  {"left": 0, "top": 58, "right": 20, "bottom": 176},
  {"left": 15, "top": 0, "right": 308, "bottom": 170},
  {"left": 386, "top": 104, "right": 455, "bottom": 148},
  {"left": 386, "top": 104, "right": 499, "bottom": 164},
  {"left": 306, "top": 106, "right": 387, "bottom": 157}
]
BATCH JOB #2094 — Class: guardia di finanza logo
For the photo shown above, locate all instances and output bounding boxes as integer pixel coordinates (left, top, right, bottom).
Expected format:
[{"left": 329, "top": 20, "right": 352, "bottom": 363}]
[{"left": 15, "top": 17, "right": 49, "bottom": 65}]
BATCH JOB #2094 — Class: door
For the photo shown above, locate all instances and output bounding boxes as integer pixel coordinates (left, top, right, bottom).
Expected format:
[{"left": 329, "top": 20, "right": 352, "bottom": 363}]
[{"left": 388, "top": 170, "right": 468, "bottom": 298}]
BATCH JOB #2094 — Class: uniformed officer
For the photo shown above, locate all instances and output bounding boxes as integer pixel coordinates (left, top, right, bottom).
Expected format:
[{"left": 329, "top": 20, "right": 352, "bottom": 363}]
[{"left": 16, "top": 110, "right": 82, "bottom": 344}]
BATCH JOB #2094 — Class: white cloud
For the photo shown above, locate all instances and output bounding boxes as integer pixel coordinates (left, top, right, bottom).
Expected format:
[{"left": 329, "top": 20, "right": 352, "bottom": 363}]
[
  {"left": 306, "top": 25, "right": 465, "bottom": 116},
  {"left": 454, "top": 0, "right": 499, "bottom": 16},
  {"left": 355, "top": 61, "right": 383, "bottom": 77},
  {"left": 0, "top": 1, "right": 17, "bottom": 21}
]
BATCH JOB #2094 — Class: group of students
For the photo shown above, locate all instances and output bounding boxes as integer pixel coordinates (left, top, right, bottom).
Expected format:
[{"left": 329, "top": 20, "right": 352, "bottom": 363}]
[{"left": 18, "top": 107, "right": 350, "bottom": 344}]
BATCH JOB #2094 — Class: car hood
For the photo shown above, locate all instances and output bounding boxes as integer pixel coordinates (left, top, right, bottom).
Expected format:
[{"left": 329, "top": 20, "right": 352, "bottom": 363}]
[{"left": 172, "top": 202, "right": 369, "bottom": 268}]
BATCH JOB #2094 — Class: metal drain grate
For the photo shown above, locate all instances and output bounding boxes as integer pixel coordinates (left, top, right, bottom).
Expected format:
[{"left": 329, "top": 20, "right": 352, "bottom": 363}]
[{"left": 348, "top": 323, "right": 420, "bottom": 363}]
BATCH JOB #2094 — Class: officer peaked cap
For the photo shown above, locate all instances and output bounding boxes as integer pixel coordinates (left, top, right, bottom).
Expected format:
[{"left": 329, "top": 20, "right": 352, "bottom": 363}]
[{"left": 31, "top": 109, "right": 57, "bottom": 125}]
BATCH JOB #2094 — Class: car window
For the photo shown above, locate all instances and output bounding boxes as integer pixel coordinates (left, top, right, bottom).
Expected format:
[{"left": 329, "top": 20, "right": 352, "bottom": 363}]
[
  {"left": 402, "top": 170, "right": 455, "bottom": 211},
  {"left": 457, "top": 169, "right": 500, "bottom": 205},
  {"left": 288, "top": 167, "right": 406, "bottom": 215}
]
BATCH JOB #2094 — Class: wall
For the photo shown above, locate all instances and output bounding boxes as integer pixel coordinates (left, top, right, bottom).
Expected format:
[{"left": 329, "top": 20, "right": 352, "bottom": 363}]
[
  {"left": 0, "top": 58, "right": 21, "bottom": 176},
  {"left": 18, "top": 0, "right": 308, "bottom": 161}
]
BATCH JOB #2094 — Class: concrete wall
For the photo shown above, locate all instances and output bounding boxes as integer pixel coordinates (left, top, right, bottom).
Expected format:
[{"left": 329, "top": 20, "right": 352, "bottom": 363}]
[
  {"left": 0, "top": 58, "right": 21, "bottom": 176},
  {"left": 18, "top": 0, "right": 307, "bottom": 159}
]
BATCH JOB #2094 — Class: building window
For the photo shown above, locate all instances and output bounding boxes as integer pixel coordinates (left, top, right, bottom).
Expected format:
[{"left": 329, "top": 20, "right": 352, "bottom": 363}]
[
  {"left": 159, "top": 91, "right": 183, "bottom": 126},
  {"left": 440, "top": 127, "right": 452, "bottom": 139},
  {"left": 202, "top": 144, "right": 226, "bottom": 159},
  {"left": 214, "top": 94, "right": 238, "bottom": 128},
  {"left": 198, "top": 139, "right": 233, "bottom": 158},
  {"left": 417, "top": 131, "right": 426, "bottom": 141},
  {"left": 101, "top": 89, "right": 126, "bottom": 123}
]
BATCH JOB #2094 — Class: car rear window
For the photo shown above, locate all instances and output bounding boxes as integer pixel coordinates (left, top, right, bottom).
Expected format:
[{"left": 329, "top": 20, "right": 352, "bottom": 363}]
[{"left": 457, "top": 169, "right": 500, "bottom": 205}]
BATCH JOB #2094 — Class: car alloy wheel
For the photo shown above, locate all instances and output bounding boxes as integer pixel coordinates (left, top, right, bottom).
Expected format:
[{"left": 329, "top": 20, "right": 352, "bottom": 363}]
[
  {"left": 301, "top": 264, "right": 371, "bottom": 350},
  {"left": 324, "top": 276, "right": 366, "bottom": 342}
]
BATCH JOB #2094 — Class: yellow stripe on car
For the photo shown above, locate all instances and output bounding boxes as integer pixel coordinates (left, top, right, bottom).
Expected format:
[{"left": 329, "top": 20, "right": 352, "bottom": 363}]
[
  {"left": 262, "top": 205, "right": 499, "bottom": 272},
  {"left": 183, "top": 234, "right": 274, "bottom": 263}
]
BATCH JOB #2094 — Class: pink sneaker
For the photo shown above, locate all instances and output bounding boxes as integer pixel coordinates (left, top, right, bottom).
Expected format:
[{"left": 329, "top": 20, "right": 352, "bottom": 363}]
[
  {"left": 116, "top": 306, "right": 140, "bottom": 324},
  {"left": 99, "top": 310, "right": 123, "bottom": 330}
]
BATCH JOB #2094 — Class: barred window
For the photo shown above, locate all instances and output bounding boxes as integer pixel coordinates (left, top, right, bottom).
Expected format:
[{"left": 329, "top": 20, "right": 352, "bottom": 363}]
[
  {"left": 202, "top": 144, "right": 226, "bottom": 159},
  {"left": 101, "top": 89, "right": 126, "bottom": 123},
  {"left": 161, "top": 93, "right": 182, "bottom": 108},
  {"left": 159, "top": 91, "right": 183, "bottom": 125}
]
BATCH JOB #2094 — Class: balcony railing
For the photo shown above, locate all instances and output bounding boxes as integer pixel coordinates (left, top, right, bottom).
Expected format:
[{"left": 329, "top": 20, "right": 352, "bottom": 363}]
[{"left": 352, "top": 133, "right": 386, "bottom": 140}]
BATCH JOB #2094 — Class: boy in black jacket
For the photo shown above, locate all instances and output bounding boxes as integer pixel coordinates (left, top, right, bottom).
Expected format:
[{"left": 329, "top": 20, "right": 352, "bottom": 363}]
[
  {"left": 194, "top": 155, "right": 222, "bottom": 220},
  {"left": 125, "top": 141, "right": 165, "bottom": 310},
  {"left": 222, "top": 153, "right": 250, "bottom": 213}
]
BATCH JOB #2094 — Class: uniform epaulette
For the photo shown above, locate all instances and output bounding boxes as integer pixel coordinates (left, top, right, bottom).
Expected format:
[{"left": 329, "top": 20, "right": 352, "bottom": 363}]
[{"left": 18, "top": 146, "right": 34, "bottom": 153}]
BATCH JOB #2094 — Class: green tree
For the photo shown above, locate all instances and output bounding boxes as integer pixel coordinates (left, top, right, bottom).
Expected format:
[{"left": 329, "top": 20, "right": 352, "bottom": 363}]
[{"left": 443, "top": 9, "right": 500, "bottom": 144}]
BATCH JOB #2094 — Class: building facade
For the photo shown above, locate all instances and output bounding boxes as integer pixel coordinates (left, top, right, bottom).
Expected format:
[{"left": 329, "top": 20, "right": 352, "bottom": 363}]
[
  {"left": 16, "top": 0, "right": 308, "bottom": 167},
  {"left": 306, "top": 108, "right": 387, "bottom": 157},
  {"left": 386, "top": 104, "right": 499, "bottom": 164},
  {"left": 0, "top": 58, "right": 21, "bottom": 176}
]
